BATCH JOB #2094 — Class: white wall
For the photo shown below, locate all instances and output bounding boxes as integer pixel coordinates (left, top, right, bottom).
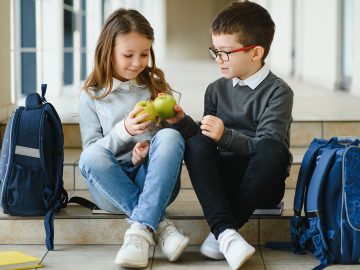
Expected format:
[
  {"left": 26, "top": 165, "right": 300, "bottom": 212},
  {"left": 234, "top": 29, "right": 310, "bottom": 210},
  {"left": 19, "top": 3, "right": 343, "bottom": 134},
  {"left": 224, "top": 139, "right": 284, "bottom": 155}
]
[
  {"left": 352, "top": 0, "right": 360, "bottom": 95},
  {"left": 265, "top": 0, "right": 293, "bottom": 77},
  {"left": 7, "top": 0, "right": 360, "bottom": 123},
  {"left": 299, "top": 0, "right": 339, "bottom": 89},
  {"left": 104, "top": 0, "right": 167, "bottom": 64},
  {"left": 0, "top": 0, "right": 11, "bottom": 108},
  {"left": 0, "top": 0, "right": 12, "bottom": 122},
  {"left": 41, "top": 0, "right": 63, "bottom": 99},
  {"left": 166, "top": 0, "right": 230, "bottom": 61}
]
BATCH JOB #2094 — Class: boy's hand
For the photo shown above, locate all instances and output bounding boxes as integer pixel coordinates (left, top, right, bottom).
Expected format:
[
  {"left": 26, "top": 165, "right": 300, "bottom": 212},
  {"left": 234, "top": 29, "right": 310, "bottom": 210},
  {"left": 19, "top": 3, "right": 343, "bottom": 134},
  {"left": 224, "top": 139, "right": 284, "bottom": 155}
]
[
  {"left": 125, "top": 106, "right": 151, "bottom": 135},
  {"left": 165, "top": 105, "right": 185, "bottom": 125},
  {"left": 132, "top": 140, "right": 150, "bottom": 166},
  {"left": 200, "top": 115, "right": 224, "bottom": 142}
]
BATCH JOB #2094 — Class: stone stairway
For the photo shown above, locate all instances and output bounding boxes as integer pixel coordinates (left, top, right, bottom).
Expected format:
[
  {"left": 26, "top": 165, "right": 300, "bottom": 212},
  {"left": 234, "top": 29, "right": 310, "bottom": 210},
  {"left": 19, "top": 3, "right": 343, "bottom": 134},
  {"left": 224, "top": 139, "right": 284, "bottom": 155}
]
[{"left": 2, "top": 118, "right": 360, "bottom": 248}]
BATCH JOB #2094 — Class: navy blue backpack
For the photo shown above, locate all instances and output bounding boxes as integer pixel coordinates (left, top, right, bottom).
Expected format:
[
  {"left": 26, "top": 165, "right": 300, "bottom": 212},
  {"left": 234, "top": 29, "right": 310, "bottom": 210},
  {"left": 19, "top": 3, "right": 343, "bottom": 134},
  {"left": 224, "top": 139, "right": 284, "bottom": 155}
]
[
  {"left": 289, "top": 137, "right": 360, "bottom": 269},
  {"left": 0, "top": 84, "right": 68, "bottom": 250},
  {"left": 0, "top": 84, "right": 96, "bottom": 250}
]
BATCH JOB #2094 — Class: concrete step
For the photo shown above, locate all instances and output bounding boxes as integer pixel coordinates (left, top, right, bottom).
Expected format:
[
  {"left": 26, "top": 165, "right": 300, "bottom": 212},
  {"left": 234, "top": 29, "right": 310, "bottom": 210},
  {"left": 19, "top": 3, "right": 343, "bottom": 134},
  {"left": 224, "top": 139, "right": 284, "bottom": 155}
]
[
  {"left": 0, "top": 147, "right": 303, "bottom": 247},
  {"left": 0, "top": 189, "right": 294, "bottom": 246},
  {"left": 3, "top": 120, "right": 359, "bottom": 149},
  {"left": 63, "top": 147, "right": 307, "bottom": 191}
]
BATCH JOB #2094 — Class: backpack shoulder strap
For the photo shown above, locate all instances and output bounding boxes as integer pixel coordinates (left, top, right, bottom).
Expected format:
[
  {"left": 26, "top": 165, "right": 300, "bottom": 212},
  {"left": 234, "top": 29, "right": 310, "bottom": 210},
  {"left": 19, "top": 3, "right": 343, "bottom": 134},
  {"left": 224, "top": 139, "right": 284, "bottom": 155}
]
[
  {"left": 302, "top": 148, "right": 337, "bottom": 269},
  {"left": 266, "top": 139, "right": 328, "bottom": 253},
  {"left": 306, "top": 148, "right": 337, "bottom": 213},
  {"left": 293, "top": 139, "right": 329, "bottom": 216},
  {"left": 291, "top": 139, "right": 329, "bottom": 252},
  {"left": 43, "top": 192, "right": 96, "bottom": 250},
  {"left": 68, "top": 196, "right": 97, "bottom": 209}
]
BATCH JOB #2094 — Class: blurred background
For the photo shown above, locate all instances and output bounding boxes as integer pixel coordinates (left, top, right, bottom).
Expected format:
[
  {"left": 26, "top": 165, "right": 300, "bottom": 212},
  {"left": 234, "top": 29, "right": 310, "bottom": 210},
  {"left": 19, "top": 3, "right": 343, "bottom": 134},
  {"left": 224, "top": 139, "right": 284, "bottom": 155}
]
[{"left": 0, "top": 0, "right": 359, "bottom": 122}]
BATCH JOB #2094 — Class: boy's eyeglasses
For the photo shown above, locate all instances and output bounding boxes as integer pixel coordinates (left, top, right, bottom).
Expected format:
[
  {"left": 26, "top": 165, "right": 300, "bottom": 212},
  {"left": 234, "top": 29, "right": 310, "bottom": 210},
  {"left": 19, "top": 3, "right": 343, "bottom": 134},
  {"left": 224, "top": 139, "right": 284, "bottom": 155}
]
[{"left": 208, "top": 45, "right": 257, "bottom": 62}]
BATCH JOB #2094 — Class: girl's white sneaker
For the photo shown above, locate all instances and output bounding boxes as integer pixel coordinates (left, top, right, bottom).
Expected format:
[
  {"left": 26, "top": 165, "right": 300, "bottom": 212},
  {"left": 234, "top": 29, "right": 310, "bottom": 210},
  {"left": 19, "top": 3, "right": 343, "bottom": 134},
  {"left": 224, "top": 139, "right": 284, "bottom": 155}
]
[
  {"left": 156, "top": 219, "right": 190, "bottom": 262},
  {"left": 114, "top": 223, "right": 155, "bottom": 268}
]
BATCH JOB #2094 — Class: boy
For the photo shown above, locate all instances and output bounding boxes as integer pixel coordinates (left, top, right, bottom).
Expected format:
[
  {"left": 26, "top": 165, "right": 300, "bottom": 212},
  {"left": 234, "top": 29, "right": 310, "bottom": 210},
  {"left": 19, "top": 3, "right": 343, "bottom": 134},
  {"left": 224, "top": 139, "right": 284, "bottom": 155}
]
[{"left": 169, "top": 1, "right": 293, "bottom": 269}]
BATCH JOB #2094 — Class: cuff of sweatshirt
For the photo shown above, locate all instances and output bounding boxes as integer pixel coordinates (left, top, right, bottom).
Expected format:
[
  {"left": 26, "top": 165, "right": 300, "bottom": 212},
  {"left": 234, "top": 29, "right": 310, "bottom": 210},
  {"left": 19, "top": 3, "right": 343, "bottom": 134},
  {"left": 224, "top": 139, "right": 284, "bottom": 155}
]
[
  {"left": 115, "top": 119, "right": 132, "bottom": 141},
  {"left": 219, "top": 127, "right": 232, "bottom": 148}
]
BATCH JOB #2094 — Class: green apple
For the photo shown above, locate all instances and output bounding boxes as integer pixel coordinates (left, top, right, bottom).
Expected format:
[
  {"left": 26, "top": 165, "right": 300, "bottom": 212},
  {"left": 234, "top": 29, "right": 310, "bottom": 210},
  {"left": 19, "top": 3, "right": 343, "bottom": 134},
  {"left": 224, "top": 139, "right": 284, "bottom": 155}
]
[
  {"left": 153, "top": 93, "right": 176, "bottom": 119},
  {"left": 134, "top": 100, "right": 157, "bottom": 123}
]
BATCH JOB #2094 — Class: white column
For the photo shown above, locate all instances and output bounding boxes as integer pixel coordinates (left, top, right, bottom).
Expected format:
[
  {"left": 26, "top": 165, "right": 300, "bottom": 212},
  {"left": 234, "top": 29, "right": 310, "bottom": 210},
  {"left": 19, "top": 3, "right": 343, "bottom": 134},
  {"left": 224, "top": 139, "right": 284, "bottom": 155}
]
[
  {"left": 141, "top": 0, "right": 166, "bottom": 65},
  {"left": 266, "top": 0, "right": 293, "bottom": 77},
  {"left": 41, "top": 0, "right": 63, "bottom": 98},
  {"left": 103, "top": 0, "right": 167, "bottom": 64},
  {"left": 86, "top": 0, "right": 103, "bottom": 82},
  {"left": 351, "top": 0, "right": 360, "bottom": 95},
  {"left": 298, "top": 0, "right": 338, "bottom": 90}
]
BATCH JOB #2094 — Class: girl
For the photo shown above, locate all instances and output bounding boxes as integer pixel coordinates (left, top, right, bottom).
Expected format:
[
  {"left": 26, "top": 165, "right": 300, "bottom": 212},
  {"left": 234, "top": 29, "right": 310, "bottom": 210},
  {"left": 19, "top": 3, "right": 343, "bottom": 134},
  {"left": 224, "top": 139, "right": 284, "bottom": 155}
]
[{"left": 78, "top": 8, "right": 189, "bottom": 268}]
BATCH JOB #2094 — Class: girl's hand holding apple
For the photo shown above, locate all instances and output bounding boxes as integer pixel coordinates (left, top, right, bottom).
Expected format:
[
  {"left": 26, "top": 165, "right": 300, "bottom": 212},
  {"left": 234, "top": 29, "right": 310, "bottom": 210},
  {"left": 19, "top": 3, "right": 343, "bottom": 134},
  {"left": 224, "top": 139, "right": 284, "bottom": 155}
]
[{"left": 124, "top": 106, "right": 151, "bottom": 136}]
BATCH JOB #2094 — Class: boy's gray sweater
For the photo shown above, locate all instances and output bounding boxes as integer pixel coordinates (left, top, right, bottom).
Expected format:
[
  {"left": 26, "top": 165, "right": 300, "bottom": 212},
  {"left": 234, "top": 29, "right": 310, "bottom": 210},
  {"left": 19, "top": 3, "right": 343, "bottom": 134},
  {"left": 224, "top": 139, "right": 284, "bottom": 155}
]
[{"left": 174, "top": 71, "right": 293, "bottom": 157}]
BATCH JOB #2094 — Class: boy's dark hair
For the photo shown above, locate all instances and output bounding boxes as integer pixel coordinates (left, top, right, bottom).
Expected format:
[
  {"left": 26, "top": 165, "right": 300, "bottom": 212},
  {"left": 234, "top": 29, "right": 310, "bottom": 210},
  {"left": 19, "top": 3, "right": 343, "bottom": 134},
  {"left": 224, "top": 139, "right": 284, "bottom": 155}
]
[{"left": 211, "top": 1, "right": 275, "bottom": 60}]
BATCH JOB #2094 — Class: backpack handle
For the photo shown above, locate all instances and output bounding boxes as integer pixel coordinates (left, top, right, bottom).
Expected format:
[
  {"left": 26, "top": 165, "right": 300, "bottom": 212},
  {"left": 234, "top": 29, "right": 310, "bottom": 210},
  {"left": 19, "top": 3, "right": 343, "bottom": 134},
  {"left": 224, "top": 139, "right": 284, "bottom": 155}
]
[
  {"left": 333, "top": 136, "right": 359, "bottom": 146},
  {"left": 25, "top": 84, "right": 48, "bottom": 109},
  {"left": 41, "top": 84, "right": 47, "bottom": 102}
]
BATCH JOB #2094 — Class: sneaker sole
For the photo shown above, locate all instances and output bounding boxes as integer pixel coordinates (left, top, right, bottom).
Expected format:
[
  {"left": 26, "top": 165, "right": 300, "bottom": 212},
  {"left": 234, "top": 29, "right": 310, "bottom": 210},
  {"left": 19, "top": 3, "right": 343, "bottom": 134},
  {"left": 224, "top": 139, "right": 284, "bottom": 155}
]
[
  {"left": 200, "top": 245, "right": 225, "bottom": 260},
  {"left": 233, "top": 247, "right": 256, "bottom": 270},
  {"left": 114, "top": 257, "right": 148, "bottom": 268},
  {"left": 168, "top": 236, "right": 190, "bottom": 262}
]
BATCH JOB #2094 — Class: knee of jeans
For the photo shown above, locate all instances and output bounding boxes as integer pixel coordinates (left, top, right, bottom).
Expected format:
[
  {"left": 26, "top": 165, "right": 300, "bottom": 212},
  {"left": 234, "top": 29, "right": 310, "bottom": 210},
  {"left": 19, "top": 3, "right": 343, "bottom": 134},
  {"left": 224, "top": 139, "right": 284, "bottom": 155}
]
[
  {"left": 79, "top": 145, "right": 111, "bottom": 175},
  {"left": 255, "top": 138, "right": 287, "bottom": 155},
  {"left": 155, "top": 128, "right": 184, "bottom": 148},
  {"left": 186, "top": 134, "right": 214, "bottom": 153}
]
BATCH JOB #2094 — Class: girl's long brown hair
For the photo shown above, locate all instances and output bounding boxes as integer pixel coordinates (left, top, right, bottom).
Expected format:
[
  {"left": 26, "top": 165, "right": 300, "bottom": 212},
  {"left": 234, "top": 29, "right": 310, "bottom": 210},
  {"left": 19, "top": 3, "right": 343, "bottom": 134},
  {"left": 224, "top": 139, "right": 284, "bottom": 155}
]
[{"left": 83, "top": 8, "right": 169, "bottom": 99}]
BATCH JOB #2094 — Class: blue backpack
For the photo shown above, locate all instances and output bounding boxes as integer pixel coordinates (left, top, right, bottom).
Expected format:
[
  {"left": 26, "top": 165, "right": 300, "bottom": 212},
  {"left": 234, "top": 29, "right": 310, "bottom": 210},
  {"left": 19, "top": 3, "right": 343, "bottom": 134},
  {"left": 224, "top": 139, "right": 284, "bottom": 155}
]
[
  {"left": 0, "top": 84, "right": 68, "bottom": 250},
  {"left": 290, "top": 137, "right": 360, "bottom": 269}
]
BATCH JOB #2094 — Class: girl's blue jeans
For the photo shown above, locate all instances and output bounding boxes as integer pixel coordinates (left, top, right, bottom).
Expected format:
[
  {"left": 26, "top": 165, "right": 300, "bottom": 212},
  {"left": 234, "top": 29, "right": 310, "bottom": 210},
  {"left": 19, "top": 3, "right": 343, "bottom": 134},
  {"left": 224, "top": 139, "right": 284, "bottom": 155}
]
[{"left": 79, "top": 128, "right": 184, "bottom": 231}]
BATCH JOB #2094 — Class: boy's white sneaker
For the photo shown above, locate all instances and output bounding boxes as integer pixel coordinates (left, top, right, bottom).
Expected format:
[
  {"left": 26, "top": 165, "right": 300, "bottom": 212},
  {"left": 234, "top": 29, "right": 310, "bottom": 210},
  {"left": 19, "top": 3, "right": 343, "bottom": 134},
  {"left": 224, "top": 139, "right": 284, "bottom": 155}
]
[
  {"left": 219, "top": 229, "right": 255, "bottom": 270},
  {"left": 156, "top": 219, "right": 190, "bottom": 262},
  {"left": 200, "top": 233, "right": 225, "bottom": 260},
  {"left": 114, "top": 222, "right": 155, "bottom": 268}
]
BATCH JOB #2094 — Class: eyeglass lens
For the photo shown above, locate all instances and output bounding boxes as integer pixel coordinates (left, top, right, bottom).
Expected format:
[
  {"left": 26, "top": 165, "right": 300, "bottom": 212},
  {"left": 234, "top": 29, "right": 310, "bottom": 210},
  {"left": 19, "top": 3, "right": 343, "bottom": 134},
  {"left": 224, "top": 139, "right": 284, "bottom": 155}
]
[{"left": 209, "top": 49, "right": 228, "bottom": 61}]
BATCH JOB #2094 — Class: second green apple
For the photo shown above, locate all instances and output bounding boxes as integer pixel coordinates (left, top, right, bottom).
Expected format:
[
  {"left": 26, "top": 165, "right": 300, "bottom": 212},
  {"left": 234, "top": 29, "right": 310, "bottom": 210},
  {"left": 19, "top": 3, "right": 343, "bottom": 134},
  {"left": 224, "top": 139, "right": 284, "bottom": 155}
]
[{"left": 153, "top": 93, "right": 176, "bottom": 119}]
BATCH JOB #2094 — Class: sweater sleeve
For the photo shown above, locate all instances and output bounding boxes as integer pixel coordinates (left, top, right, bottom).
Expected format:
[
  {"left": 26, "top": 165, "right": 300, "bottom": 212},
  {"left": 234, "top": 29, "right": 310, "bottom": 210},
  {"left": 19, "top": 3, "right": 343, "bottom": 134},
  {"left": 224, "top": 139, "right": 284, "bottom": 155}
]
[
  {"left": 219, "top": 86, "right": 293, "bottom": 155},
  {"left": 204, "top": 84, "right": 217, "bottom": 116},
  {"left": 168, "top": 115, "right": 200, "bottom": 141},
  {"left": 78, "top": 91, "right": 131, "bottom": 154}
]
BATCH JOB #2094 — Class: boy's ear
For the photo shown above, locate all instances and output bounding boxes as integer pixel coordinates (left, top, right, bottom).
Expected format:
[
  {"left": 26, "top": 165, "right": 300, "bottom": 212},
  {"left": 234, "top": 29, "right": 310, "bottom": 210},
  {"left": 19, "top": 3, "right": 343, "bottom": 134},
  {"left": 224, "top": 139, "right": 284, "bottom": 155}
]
[{"left": 252, "top": 46, "right": 265, "bottom": 62}]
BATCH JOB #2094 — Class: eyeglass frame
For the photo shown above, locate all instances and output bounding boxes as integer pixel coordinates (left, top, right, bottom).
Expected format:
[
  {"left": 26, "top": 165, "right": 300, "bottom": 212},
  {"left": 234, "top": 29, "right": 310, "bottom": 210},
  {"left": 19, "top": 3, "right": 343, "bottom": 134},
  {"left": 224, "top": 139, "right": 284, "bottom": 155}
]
[{"left": 208, "top": 45, "right": 258, "bottom": 62}]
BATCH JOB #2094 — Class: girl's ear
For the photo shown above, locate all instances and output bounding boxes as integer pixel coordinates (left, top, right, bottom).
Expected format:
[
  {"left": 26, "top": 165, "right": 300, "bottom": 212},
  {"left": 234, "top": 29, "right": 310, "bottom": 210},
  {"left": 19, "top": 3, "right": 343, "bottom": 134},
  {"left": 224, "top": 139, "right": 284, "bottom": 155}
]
[{"left": 252, "top": 46, "right": 264, "bottom": 62}]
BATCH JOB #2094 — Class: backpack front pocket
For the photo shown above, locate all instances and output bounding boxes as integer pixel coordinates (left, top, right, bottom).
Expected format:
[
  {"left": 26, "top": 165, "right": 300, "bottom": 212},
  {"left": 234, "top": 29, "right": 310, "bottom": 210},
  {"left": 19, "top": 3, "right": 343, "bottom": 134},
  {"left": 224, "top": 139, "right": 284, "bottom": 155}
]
[{"left": 6, "top": 163, "right": 48, "bottom": 216}]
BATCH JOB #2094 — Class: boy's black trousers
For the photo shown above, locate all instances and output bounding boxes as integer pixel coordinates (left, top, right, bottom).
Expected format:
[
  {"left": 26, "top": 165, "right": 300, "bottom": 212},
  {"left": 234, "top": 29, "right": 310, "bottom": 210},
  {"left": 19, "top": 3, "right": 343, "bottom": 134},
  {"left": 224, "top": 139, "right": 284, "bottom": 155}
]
[{"left": 184, "top": 134, "right": 290, "bottom": 239}]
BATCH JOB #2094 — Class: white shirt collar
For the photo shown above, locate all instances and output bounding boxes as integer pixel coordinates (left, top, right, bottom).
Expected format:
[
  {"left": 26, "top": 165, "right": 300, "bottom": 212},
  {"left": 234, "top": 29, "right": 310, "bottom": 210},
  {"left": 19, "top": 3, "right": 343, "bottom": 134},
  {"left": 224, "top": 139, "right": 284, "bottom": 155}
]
[
  {"left": 232, "top": 63, "right": 270, "bottom": 90},
  {"left": 112, "top": 77, "right": 146, "bottom": 91}
]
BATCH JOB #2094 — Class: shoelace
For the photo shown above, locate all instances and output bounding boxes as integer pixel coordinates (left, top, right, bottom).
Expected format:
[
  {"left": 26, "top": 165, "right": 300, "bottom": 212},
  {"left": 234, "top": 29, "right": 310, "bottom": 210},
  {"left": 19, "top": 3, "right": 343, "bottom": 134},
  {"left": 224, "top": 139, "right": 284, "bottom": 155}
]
[
  {"left": 159, "top": 225, "right": 174, "bottom": 241},
  {"left": 126, "top": 234, "right": 148, "bottom": 250}
]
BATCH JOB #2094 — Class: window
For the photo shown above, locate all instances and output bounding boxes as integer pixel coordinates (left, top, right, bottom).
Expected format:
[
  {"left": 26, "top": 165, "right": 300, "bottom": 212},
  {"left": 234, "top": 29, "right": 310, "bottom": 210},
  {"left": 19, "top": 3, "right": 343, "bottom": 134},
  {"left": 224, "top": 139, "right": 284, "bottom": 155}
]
[
  {"left": 19, "top": 0, "right": 37, "bottom": 95},
  {"left": 63, "top": 0, "right": 87, "bottom": 86}
]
